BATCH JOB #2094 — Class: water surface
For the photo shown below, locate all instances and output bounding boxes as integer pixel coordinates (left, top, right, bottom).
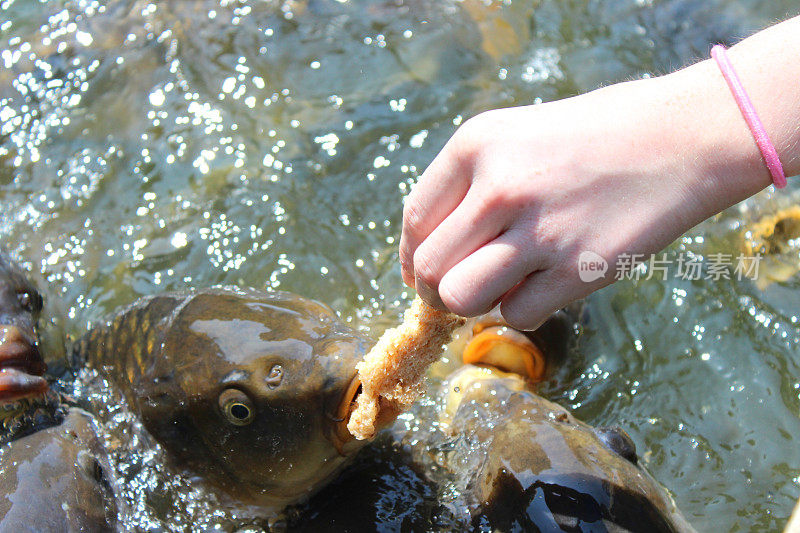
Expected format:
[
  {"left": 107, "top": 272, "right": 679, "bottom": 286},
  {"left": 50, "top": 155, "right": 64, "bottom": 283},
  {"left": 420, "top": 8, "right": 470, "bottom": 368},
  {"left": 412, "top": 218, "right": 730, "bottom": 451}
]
[{"left": 2, "top": 0, "right": 799, "bottom": 530}]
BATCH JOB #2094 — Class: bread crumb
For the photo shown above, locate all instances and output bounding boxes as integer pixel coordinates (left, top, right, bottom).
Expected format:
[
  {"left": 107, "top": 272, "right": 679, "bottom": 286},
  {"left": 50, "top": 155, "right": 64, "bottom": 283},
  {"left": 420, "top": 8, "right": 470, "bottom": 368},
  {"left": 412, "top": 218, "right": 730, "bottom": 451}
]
[{"left": 347, "top": 296, "right": 465, "bottom": 440}]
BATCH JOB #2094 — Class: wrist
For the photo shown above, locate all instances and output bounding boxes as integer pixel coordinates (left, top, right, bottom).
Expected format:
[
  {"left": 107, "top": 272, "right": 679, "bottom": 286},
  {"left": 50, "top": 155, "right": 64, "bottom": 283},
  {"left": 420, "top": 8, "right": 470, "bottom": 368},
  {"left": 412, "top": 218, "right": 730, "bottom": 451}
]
[
  {"left": 564, "top": 65, "right": 771, "bottom": 256},
  {"left": 659, "top": 58, "right": 773, "bottom": 223},
  {"left": 663, "top": 16, "right": 800, "bottom": 223}
]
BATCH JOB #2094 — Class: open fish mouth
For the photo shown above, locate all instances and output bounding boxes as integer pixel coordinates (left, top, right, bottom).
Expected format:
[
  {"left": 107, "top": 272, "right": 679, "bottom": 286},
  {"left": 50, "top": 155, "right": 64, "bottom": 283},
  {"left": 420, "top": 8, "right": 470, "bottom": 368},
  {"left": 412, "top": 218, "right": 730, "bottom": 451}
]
[
  {"left": 0, "top": 325, "right": 47, "bottom": 401},
  {"left": 331, "top": 373, "right": 362, "bottom": 454},
  {"left": 463, "top": 325, "right": 546, "bottom": 382},
  {"left": 332, "top": 372, "right": 403, "bottom": 453}
]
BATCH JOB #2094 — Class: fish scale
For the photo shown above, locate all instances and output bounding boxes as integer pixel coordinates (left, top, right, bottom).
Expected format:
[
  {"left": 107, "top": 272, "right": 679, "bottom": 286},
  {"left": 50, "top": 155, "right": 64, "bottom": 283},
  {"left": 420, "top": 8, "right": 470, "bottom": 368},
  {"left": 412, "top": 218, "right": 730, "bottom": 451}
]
[{"left": 72, "top": 294, "right": 179, "bottom": 395}]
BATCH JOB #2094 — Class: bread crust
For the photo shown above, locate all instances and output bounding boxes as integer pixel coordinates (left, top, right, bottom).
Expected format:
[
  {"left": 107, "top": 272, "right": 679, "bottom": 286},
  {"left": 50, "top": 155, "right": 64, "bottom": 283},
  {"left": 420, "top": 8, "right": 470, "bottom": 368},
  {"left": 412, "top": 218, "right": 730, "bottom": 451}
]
[{"left": 347, "top": 296, "right": 465, "bottom": 440}]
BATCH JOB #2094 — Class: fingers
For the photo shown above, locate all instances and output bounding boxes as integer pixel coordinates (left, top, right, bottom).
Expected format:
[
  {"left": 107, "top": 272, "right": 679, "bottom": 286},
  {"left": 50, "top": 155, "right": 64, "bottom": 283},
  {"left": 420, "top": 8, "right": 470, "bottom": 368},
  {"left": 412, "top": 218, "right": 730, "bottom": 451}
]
[
  {"left": 500, "top": 270, "right": 586, "bottom": 331},
  {"left": 411, "top": 188, "right": 513, "bottom": 308},
  {"left": 399, "top": 142, "right": 472, "bottom": 287},
  {"left": 437, "top": 228, "right": 543, "bottom": 317}
]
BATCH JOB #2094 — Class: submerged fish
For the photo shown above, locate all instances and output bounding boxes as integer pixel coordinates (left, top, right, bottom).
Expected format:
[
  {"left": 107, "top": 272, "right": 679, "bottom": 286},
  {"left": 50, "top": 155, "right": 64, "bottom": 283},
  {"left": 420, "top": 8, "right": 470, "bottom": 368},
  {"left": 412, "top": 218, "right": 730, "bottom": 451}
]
[
  {"left": 0, "top": 408, "right": 118, "bottom": 533},
  {"left": 0, "top": 251, "right": 118, "bottom": 532},
  {"left": 0, "top": 251, "right": 63, "bottom": 444},
  {"left": 71, "top": 286, "right": 371, "bottom": 511},
  {"left": 436, "top": 320, "right": 695, "bottom": 532},
  {"left": 440, "top": 365, "right": 693, "bottom": 532},
  {"left": 294, "top": 310, "right": 693, "bottom": 531}
]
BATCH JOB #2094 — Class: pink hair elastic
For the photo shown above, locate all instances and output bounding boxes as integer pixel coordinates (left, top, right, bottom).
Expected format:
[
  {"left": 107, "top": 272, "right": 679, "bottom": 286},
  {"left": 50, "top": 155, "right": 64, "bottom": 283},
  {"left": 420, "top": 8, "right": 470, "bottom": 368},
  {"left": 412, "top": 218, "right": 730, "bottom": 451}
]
[{"left": 710, "top": 44, "right": 787, "bottom": 188}]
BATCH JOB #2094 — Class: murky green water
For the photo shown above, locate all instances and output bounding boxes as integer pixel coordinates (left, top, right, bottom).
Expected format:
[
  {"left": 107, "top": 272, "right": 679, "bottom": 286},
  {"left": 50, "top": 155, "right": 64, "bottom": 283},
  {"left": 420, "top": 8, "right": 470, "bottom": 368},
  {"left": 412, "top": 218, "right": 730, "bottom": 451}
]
[{"left": 2, "top": 0, "right": 799, "bottom": 530}]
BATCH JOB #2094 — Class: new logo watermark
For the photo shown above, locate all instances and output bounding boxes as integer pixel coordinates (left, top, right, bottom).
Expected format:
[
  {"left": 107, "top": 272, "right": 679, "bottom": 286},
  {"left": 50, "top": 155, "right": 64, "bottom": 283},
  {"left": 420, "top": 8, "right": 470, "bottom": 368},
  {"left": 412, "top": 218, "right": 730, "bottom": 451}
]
[
  {"left": 578, "top": 251, "right": 608, "bottom": 282},
  {"left": 577, "top": 251, "right": 763, "bottom": 282}
]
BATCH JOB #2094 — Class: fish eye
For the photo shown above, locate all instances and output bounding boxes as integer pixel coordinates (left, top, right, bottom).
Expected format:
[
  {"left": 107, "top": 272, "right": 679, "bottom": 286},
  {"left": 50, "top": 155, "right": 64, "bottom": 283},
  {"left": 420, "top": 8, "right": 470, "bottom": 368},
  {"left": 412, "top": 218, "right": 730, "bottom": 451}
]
[
  {"left": 594, "top": 426, "right": 638, "bottom": 464},
  {"left": 218, "top": 388, "right": 255, "bottom": 426},
  {"left": 17, "top": 289, "right": 42, "bottom": 313}
]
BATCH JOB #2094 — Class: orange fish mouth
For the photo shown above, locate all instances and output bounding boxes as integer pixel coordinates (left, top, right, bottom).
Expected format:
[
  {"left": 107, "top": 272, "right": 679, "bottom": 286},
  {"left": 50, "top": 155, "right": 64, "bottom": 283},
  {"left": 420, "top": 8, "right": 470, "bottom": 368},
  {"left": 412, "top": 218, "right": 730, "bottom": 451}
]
[
  {"left": 331, "top": 373, "right": 400, "bottom": 454},
  {"left": 0, "top": 325, "right": 48, "bottom": 402},
  {"left": 462, "top": 326, "right": 547, "bottom": 382},
  {"left": 332, "top": 374, "right": 363, "bottom": 454}
]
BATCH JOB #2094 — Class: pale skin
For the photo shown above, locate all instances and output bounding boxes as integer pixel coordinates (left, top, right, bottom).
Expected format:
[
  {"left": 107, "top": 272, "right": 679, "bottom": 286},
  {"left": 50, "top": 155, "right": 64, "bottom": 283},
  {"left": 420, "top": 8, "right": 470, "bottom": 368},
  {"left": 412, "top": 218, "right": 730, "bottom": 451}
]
[{"left": 399, "top": 15, "right": 800, "bottom": 330}]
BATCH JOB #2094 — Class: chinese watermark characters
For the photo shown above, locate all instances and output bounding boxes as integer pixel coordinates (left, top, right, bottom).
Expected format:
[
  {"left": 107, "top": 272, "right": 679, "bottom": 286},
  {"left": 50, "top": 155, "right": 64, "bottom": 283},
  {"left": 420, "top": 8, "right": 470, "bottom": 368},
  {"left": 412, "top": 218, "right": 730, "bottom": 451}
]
[{"left": 578, "top": 252, "right": 762, "bottom": 282}]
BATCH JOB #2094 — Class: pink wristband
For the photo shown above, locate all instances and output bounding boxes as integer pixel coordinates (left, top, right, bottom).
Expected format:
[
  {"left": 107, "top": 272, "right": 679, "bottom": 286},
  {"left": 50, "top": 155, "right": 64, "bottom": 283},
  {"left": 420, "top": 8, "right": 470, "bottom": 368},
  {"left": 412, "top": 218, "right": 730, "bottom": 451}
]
[{"left": 710, "top": 44, "right": 787, "bottom": 189}]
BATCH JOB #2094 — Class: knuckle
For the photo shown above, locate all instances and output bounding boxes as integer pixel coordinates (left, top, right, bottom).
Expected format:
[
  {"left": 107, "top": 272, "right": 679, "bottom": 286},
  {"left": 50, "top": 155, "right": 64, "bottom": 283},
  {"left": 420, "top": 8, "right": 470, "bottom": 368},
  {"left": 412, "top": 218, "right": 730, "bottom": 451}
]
[
  {"left": 468, "top": 180, "right": 516, "bottom": 218},
  {"left": 484, "top": 186, "right": 517, "bottom": 214},
  {"left": 504, "top": 186, "right": 533, "bottom": 212},
  {"left": 472, "top": 190, "right": 502, "bottom": 215},
  {"left": 452, "top": 112, "right": 495, "bottom": 157},
  {"left": 413, "top": 247, "right": 440, "bottom": 287},
  {"left": 402, "top": 199, "right": 426, "bottom": 237},
  {"left": 531, "top": 222, "right": 562, "bottom": 251}
]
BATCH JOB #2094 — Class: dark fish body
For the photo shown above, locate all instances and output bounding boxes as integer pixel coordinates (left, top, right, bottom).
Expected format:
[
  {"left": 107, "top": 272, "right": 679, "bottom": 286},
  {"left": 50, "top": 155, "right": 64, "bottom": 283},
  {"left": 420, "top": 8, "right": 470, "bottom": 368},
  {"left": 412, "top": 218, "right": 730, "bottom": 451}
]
[
  {"left": 440, "top": 365, "right": 695, "bottom": 532},
  {"left": 0, "top": 252, "right": 118, "bottom": 532},
  {"left": 0, "top": 408, "right": 118, "bottom": 533},
  {"left": 72, "top": 286, "right": 371, "bottom": 510},
  {"left": 292, "top": 310, "right": 692, "bottom": 531}
]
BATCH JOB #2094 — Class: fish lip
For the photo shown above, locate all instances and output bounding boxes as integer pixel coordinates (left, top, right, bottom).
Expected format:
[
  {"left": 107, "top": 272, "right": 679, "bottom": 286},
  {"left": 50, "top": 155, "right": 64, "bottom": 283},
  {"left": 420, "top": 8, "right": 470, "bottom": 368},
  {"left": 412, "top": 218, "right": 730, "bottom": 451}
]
[
  {"left": 0, "top": 367, "right": 49, "bottom": 401},
  {"left": 0, "top": 325, "right": 46, "bottom": 376},
  {"left": 330, "top": 372, "right": 363, "bottom": 455},
  {"left": 462, "top": 326, "right": 546, "bottom": 382}
]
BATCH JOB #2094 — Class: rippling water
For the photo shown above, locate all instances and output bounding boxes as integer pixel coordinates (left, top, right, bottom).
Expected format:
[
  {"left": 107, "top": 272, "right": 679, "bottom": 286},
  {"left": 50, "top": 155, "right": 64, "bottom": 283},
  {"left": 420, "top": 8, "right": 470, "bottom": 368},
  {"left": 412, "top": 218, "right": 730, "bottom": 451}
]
[{"left": 2, "top": 0, "right": 799, "bottom": 531}]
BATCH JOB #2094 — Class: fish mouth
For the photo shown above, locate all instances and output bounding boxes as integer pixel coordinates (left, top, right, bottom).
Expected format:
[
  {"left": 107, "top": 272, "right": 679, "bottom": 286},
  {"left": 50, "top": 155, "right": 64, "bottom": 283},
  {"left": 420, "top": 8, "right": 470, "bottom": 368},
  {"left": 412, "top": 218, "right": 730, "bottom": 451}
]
[
  {"left": 331, "top": 373, "right": 362, "bottom": 455},
  {"left": 0, "top": 325, "right": 47, "bottom": 401},
  {"left": 462, "top": 325, "right": 546, "bottom": 382}
]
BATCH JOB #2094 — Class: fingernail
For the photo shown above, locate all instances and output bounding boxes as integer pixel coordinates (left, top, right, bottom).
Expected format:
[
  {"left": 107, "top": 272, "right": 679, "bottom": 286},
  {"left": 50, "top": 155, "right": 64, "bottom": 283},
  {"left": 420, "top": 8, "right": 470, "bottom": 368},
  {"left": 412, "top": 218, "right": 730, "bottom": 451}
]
[
  {"left": 472, "top": 297, "right": 504, "bottom": 319},
  {"left": 414, "top": 275, "right": 448, "bottom": 312},
  {"left": 399, "top": 260, "right": 415, "bottom": 288}
]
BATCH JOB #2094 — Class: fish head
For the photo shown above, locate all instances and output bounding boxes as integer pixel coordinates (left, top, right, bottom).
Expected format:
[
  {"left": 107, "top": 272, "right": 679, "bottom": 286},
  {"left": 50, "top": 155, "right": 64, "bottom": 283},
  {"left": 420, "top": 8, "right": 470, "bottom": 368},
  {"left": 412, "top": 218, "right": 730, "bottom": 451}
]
[
  {"left": 0, "top": 252, "right": 47, "bottom": 401},
  {"left": 439, "top": 365, "right": 687, "bottom": 532},
  {"left": 145, "top": 287, "right": 370, "bottom": 506}
]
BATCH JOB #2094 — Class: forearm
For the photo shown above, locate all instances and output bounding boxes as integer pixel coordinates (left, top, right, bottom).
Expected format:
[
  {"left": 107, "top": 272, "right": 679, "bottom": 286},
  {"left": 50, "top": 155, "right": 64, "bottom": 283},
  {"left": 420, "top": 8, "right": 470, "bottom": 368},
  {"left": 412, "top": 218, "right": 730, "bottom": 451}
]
[
  {"left": 661, "top": 15, "right": 800, "bottom": 222},
  {"left": 398, "top": 14, "right": 800, "bottom": 328}
]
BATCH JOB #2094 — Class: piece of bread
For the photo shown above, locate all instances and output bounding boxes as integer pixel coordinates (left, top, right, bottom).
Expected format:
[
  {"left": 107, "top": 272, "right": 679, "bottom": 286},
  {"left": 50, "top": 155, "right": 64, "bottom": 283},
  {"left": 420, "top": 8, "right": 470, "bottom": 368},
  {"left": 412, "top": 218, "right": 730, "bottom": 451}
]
[{"left": 347, "top": 296, "right": 465, "bottom": 440}]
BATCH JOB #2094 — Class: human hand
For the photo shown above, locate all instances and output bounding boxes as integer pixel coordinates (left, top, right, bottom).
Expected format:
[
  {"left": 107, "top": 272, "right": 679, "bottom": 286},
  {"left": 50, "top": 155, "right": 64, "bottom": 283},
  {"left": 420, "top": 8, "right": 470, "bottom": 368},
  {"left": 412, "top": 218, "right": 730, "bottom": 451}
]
[{"left": 399, "top": 53, "right": 787, "bottom": 329}]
